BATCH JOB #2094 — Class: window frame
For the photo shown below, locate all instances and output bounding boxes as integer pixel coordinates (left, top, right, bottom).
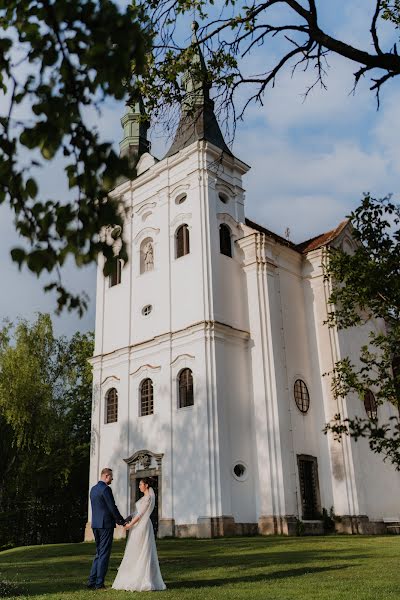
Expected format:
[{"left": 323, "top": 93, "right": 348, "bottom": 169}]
[
  {"left": 105, "top": 387, "right": 118, "bottom": 424},
  {"left": 109, "top": 258, "right": 122, "bottom": 287},
  {"left": 175, "top": 224, "right": 190, "bottom": 259},
  {"left": 178, "top": 368, "right": 194, "bottom": 409},
  {"left": 364, "top": 389, "right": 378, "bottom": 420},
  {"left": 140, "top": 378, "right": 154, "bottom": 417},
  {"left": 297, "top": 454, "right": 321, "bottom": 520},
  {"left": 219, "top": 223, "right": 232, "bottom": 258},
  {"left": 294, "top": 379, "right": 310, "bottom": 414}
]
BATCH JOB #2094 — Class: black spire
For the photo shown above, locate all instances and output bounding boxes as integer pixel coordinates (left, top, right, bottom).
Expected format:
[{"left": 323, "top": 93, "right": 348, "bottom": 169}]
[{"left": 164, "top": 22, "right": 232, "bottom": 158}]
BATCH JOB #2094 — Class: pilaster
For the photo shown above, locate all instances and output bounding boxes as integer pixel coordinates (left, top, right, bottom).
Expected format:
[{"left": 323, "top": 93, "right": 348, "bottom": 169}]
[{"left": 237, "top": 232, "right": 289, "bottom": 531}]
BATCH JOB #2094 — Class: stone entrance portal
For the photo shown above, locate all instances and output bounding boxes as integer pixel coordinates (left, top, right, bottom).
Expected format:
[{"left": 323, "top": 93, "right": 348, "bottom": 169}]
[{"left": 124, "top": 450, "right": 163, "bottom": 537}]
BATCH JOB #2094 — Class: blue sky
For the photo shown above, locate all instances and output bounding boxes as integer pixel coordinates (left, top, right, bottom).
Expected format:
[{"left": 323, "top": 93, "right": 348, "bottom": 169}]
[{"left": 1, "top": 1, "right": 399, "bottom": 337}]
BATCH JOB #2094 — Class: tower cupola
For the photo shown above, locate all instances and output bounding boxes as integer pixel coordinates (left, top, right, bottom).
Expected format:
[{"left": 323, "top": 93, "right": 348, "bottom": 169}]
[
  {"left": 164, "top": 22, "right": 232, "bottom": 159},
  {"left": 120, "top": 97, "right": 150, "bottom": 169}
]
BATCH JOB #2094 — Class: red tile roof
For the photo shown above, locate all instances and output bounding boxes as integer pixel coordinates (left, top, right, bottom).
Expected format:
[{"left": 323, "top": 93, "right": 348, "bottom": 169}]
[
  {"left": 245, "top": 217, "right": 350, "bottom": 255},
  {"left": 296, "top": 220, "right": 349, "bottom": 254}
]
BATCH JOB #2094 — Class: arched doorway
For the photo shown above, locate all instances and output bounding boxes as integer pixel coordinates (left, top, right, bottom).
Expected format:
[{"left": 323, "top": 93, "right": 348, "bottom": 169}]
[{"left": 124, "top": 450, "right": 163, "bottom": 536}]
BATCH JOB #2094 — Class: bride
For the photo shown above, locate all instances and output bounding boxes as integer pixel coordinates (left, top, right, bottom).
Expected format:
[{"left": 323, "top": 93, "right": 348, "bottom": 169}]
[{"left": 112, "top": 478, "right": 166, "bottom": 592}]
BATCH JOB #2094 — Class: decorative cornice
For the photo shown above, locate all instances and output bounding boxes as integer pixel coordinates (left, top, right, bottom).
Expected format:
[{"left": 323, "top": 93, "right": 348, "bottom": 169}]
[
  {"left": 133, "top": 226, "right": 160, "bottom": 245},
  {"left": 237, "top": 232, "right": 277, "bottom": 271},
  {"left": 91, "top": 320, "right": 250, "bottom": 362},
  {"left": 171, "top": 183, "right": 190, "bottom": 199},
  {"left": 170, "top": 212, "right": 192, "bottom": 228},
  {"left": 130, "top": 364, "right": 162, "bottom": 378},
  {"left": 171, "top": 353, "right": 195, "bottom": 366},
  {"left": 215, "top": 181, "right": 234, "bottom": 198},
  {"left": 216, "top": 212, "right": 242, "bottom": 235},
  {"left": 101, "top": 375, "right": 120, "bottom": 386},
  {"left": 136, "top": 201, "right": 157, "bottom": 216},
  {"left": 124, "top": 449, "right": 164, "bottom": 470}
]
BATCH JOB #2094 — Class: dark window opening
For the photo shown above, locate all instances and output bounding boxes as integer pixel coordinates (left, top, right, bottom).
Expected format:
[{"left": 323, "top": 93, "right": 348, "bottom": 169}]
[
  {"left": 297, "top": 455, "right": 321, "bottom": 520},
  {"left": 140, "top": 378, "right": 154, "bottom": 416},
  {"left": 178, "top": 368, "right": 194, "bottom": 408},
  {"left": 176, "top": 224, "right": 190, "bottom": 258},
  {"left": 105, "top": 388, "right": 118, "bottom": 423},
  {"left": 109, "top": 258, "right": 122, "bottom": 287},
  {"left": 364, "top": 389, "right": 378, "bottom": 420},
  {"left": 219, "top": 224, "right": 232, "bottom": 257}
]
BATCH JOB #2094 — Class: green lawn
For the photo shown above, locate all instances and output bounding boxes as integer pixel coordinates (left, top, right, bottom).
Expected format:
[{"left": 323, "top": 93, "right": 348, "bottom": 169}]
[{"left": 1, "top": 536, "right": 400, "bottom": 600}]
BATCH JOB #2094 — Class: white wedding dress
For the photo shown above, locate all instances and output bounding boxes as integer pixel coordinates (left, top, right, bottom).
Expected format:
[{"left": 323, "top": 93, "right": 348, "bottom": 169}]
[{"left": 112, "top": 488, "right": 166, "bottom": 592}]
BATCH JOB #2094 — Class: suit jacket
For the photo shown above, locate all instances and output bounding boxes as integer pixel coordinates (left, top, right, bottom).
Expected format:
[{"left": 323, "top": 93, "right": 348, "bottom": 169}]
[{"left": 90, "top": 481, "right": 125, "bottom": 529}]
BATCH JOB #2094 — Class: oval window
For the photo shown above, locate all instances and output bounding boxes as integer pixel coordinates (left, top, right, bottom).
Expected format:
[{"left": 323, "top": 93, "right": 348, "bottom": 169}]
[
  {"left": 175, "top": 193, "right": 187, "bottom": 205},
  {"left": 294, "top": 379, "right": 310, "bottom": 414}
]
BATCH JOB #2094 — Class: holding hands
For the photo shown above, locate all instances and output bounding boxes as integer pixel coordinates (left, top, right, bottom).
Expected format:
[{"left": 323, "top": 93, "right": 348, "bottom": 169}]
[{"left": 124, "top": 515, "right": 139, "bottom": 530}]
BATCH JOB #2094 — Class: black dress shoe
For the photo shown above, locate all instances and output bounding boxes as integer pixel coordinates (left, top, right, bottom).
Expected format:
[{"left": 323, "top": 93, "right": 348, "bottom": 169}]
[
  {"left": 86, "top": 583, "right": 96, "bottom": 589},
  {"left": 94, "top": 585, "right": 107, "bottom": 591}
]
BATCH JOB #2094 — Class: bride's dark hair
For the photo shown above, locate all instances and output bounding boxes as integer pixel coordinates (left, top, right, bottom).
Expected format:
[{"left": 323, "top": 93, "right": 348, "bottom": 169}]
[{"left": 140, "top": 476, "right": 156, "bottom": 490}]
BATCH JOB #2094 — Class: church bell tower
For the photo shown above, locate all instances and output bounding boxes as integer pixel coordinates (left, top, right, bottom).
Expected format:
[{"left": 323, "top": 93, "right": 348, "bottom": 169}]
[{"left": 88, "top": 22, "right": 254, "bottom": 539}]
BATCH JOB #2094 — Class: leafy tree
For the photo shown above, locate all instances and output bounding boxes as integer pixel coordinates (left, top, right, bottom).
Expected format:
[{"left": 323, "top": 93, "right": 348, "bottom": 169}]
[
  {"left": 138, "top": 0, "right": 400, "bottom": 130},
  {"left": 0, "top": 314, "right": 94, "bottom": 547},
  {"left": 0, "top": 1, "right": 150, "bottom": 314},
  {"left": 324, "top": 195, "right": 400, "bottom": 468},
  {"left": 2, "top": 2, "right": 400, "bottom": 314}
]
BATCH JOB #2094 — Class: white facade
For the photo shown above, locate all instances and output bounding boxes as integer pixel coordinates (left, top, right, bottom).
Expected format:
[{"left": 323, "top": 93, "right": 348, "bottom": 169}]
[{"left": 85, "top": 130, "right": 400, "bottom": 539}]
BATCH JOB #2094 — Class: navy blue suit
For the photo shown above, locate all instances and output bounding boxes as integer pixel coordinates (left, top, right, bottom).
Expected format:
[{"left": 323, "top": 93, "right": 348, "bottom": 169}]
[{"left": 88, "top": 481, "right": 125, "bottom": 588}]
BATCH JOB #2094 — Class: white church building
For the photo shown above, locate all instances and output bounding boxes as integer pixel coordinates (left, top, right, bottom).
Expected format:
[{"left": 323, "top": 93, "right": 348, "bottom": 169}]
[{"left": 86, "top": 28, "right": 400, "bottom": 539}]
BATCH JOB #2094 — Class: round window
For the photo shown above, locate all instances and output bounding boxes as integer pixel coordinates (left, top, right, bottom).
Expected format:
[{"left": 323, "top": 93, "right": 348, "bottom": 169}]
[
  {"left": 219, "top": 192, "right": 228, "bottom": 204},
  {"left": 232, "top": 462, "right": 247, "bottom": 481},
  {"left": 294, "top": 379, "right": 310, "bottom": 414},
  {"left": 141, "top": 304, "right": 152, "bottom": 316}
]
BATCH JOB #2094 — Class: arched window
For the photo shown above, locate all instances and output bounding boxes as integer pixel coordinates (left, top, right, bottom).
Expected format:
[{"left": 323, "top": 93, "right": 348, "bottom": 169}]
[
  {"left": 109, "top": 258, "right": 122, "bottom": 287},
  {"left": 176, "top": 224, "right": 190, "bottom": 258},
  {"left": 105, "top": 388, "right": 118, "bottom": 423},
  {"left": 178, "top": 368, "right": 194, "bottom": 408},
  {"left": 364, "top": 389, "right": 377, "bottom": 420},
  {"left": 219, "top": 224, "right": 232, "bottom": 257},
  {"left": 140, "top": 237, "right": 154, "bottom": 274},
  {"left": 294, "top": 379, "right": 310, "bottom": 414},
  {"left": 140, "top": 378, "right": 154, "bottom": 416}
]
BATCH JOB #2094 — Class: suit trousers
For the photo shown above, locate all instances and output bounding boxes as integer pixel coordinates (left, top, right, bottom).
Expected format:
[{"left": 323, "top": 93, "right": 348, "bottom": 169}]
[{"left": 89, "top": 528, "right": 114, "bottom": 588}]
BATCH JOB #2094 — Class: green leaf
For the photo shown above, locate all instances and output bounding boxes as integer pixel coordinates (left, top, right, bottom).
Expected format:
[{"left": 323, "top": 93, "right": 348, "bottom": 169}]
[
  {"left": 26, "top": 178, "right": 38, "bottom": 199},
  {"left": 10, "top": 248, "right": 26, "bottom": 267}
]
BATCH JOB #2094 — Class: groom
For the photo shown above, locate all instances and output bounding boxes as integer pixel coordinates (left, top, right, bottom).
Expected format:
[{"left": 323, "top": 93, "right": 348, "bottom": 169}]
[{"left": 87, "top": 467, "right": 130, "bottom": 590}]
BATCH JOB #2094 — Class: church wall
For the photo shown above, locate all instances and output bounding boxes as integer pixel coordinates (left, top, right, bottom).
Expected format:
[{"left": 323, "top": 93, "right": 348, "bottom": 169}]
[
  {"left": 94, "top": 254, "right": 131, "bottom": 356},
  {"left": 302, "top": 251, "right": 354, "bottom": 518},
  {"left": 278, "top": 253, "right": 335, "bottom": 518},
  {"left": 263, "top": 262, "right": 298, "bottom": 518},
  {"left": 169, "top": 336, "right": 212, "bottom": 526},
  {"left": 214, "top": 335, "right": 257, "bottom": 523},
  {"left": 337, "top": 324, "right": 400, "bottom": 520}
]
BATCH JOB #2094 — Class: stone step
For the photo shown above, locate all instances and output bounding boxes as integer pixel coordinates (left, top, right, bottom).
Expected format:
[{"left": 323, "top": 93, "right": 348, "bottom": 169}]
[{"left": 386, "top": 524, "right": 400, "bottom": 534}]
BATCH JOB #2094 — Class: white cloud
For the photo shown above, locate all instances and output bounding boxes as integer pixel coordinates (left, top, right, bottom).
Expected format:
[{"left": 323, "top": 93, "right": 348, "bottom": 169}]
[{"left": 1, "top": 0, "right": 399, "bottom": 332}]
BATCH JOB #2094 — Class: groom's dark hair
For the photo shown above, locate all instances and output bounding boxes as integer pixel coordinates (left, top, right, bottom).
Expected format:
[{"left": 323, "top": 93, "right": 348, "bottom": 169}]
[{"left": 101, "top": 467, "right": 113, "bottom": 476}]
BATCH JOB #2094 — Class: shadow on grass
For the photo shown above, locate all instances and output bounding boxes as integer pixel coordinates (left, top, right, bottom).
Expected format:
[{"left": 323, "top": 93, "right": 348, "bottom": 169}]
[
  {"left": 167, "top": 564, "right": 358, "bottom": 589},
  {"left": 0, "top": 540, "right": 368, "bottom": 597}
]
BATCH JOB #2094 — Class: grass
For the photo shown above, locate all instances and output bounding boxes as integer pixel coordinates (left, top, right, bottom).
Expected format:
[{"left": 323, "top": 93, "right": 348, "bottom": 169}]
[{"left": 1, "top": 536, "right": 400, "bottom": 600}]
